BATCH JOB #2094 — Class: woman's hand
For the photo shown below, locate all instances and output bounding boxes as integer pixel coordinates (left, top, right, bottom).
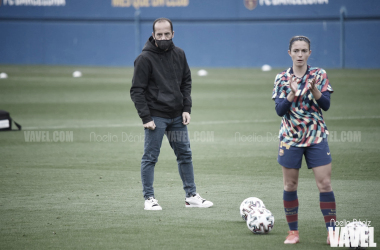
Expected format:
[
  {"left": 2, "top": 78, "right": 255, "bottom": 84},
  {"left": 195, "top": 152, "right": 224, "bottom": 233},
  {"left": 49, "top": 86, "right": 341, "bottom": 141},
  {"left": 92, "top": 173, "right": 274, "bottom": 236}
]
[
  {"left": 308, "top": 78, "right": 322, "bottom": 100},
  {"left": 287, "top": 74, "right": 298, "bottom": 102},
  {"left": 289, "top": 74, "right": 298, "bottom": 94}
]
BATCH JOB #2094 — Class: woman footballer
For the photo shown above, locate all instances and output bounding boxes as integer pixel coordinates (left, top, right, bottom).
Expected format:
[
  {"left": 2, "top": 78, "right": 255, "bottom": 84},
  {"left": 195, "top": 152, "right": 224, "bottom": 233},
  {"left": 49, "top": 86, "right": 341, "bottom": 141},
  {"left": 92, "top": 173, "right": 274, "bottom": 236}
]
[{"left": 272, "top": 36, "right": 336, "bottom": 244}]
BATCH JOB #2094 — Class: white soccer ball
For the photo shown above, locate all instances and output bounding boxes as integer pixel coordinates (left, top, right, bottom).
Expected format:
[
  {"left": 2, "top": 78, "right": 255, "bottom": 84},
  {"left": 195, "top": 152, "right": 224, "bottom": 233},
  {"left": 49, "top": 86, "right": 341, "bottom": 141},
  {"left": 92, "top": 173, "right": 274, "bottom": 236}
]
[
  {"left": 246, "top": 208, "right": 275, "bottom": 234},
  {"left": 261, "top": 64, "right": 272, "bottom": 72},
  {"left": 72, "top": 71, "right": 82, "bottom": 77},
  {"left": 240, "top": 197, "right": 266, "bottom": 221},
  {"left": 344, "top": 221, "right": 369, "bottom": 248},
  {"left": 197, "top": 69, "right": 208, "bottom": 76},
  {"left": 0, "top": 72, "right": 8, "bottom": 79}
]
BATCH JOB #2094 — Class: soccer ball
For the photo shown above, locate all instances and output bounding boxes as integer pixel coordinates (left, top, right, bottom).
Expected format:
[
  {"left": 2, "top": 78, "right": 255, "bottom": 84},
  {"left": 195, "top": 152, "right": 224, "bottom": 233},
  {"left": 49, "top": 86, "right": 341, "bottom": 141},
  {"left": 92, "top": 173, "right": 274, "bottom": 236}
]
[
  {"left": 344, "top": 221, "right": 369, "bottom": 249},
  {"left": 72, "top": 71, "right": 82, "bottom": 78},
  {"left": 240, "top": 197, "right": 266, "bottom": 221},
  {"left": 246, "top": 208, "right": 275, "bottom": 234}
]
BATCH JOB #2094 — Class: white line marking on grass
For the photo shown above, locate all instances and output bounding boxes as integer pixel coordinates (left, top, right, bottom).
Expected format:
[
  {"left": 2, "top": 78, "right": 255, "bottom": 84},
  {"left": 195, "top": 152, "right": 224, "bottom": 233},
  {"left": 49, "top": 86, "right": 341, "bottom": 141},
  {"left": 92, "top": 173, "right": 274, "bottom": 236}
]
[
  {"left": 23, "top": 116, "right": 380, "bottom": 130},
  {"left": 192, "top": 119, "right": 277, "bottom": 125},
  {"left": 327, "top": 115, "right": 380, "bottom": 120},
  {"left": 24, "top": 123, "right": 140, "bottom": 130}
]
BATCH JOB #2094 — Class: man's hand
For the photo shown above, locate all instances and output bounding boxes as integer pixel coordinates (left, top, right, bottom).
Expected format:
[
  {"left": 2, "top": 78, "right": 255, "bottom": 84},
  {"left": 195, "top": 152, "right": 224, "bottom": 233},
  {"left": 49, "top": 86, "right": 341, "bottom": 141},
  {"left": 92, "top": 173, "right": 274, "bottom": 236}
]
[
  {"left": 182, "top": 112, "right": 191, "bottom": 125},
  {"left": 143, "top": 120, "right": 156, "bottom": 130}
]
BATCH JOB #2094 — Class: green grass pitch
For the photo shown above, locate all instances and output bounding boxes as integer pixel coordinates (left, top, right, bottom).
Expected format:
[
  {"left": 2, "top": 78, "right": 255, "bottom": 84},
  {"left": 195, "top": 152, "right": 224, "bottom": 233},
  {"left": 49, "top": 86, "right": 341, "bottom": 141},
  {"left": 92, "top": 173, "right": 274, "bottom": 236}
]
[{"left": 0, "top": 65, "right": 380, "bottom": 249}]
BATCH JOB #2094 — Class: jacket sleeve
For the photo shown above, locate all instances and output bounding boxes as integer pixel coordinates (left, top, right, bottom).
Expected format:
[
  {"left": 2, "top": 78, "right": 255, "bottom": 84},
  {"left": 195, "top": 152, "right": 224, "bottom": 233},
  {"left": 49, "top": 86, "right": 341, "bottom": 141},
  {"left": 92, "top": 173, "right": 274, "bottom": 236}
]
[
  {"left": 316, "top": 91, "right": 331, "bottom": 111},
  {"left": 181, "top": 52, "right": 192, "bottom": 113},
  {"left": 275, "top": 97, "right": 292, "bottom": 117},
  {"left": 130, "top": 55, "right": 152, "bottom": 124}
]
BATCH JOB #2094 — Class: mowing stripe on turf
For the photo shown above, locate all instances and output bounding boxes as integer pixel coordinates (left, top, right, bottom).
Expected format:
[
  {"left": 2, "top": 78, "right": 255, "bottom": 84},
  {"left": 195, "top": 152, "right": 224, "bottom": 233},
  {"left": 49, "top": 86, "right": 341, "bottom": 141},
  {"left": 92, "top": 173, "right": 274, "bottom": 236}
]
[{"left": 22, "top": 115, "right": 380, "bottom": 130}]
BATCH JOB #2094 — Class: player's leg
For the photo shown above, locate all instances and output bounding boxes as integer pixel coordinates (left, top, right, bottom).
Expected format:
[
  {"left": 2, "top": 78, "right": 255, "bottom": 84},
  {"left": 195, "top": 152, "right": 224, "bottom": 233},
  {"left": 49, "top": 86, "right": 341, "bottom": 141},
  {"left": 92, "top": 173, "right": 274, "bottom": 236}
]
[
  {"left": 305, "top": 138, "right": 336, "bottom": 243},
  {"left": 312, "top": 163, "right": 337, "bottom": 244},
  {"left": 167, "top": 116, "right": 212, "bottom": 208},
  {"left": 312, "top": 163, "right": 332, "bottom": 192},
  {"left": 282, "top": 167, "right": 300, "bottom": 243},
  {"left": 141, "top": 116, "right": 168, "bottom": 210},
  {"left": 278, "top": 142, "right": 303, "bottom": 244}
]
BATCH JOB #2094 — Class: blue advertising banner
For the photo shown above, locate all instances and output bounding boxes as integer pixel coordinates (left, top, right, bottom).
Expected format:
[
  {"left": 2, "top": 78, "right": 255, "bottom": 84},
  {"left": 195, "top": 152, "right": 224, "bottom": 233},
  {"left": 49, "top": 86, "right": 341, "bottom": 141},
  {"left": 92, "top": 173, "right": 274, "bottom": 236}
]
[
  {"left": 0, "top": 0, "right": 379, "bottom": 68},
  {"left": 0, "top": 0, "right": 379, "bottom": 20}
]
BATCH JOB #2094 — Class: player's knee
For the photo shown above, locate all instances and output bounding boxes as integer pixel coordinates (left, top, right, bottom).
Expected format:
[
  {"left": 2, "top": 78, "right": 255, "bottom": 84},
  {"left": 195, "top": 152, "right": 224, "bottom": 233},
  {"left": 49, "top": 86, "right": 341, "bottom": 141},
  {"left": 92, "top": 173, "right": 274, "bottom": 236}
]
[
  {"left": 317, "top": 179, "right": 332, "bottom": 192},
  {"left": 284, "top": 180, "right": 298, "bottom": 191}
]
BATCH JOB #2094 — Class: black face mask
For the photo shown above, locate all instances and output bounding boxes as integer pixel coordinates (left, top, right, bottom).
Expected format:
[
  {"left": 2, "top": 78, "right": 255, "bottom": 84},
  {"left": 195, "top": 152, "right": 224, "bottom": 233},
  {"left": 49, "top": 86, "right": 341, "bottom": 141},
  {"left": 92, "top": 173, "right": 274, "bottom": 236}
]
[{"left": 155, "top": 39, "right": 173, "bottom": 51}]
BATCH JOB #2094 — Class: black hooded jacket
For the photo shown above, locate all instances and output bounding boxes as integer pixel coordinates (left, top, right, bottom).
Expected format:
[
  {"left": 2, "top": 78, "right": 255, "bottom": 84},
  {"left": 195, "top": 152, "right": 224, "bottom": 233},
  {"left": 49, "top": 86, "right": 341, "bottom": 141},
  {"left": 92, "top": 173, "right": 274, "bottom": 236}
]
[{"left": 130, "top": 36, "right": 192, "bottom": 124}]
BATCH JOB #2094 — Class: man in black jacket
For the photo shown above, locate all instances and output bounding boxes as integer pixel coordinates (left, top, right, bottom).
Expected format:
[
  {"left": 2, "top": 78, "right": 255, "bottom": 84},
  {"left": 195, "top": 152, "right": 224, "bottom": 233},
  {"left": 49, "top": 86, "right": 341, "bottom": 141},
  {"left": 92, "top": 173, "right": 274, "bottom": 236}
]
[{"left": 131, "top": 18, "right": 213, "bottom": 210}]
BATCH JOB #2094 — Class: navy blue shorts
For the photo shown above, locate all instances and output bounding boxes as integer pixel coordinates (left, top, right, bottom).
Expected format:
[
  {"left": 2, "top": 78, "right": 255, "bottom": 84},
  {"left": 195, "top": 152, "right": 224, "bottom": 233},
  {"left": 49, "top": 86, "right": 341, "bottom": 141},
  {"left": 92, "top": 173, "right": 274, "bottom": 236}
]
[{"left": 277, "top": 138, "right": 332, "bottom": 169}]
